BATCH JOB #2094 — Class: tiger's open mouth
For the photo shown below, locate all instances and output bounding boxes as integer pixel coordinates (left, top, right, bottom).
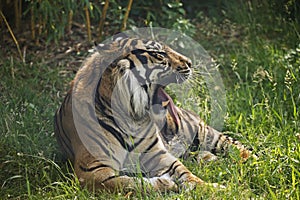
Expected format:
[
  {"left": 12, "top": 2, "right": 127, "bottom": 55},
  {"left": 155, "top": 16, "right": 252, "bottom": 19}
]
[
  {"left": 156, "top": 87, "right": 180, "bottom": 126},
  {"left": 152, "top": 70, "right": 191, "bottom": 126}
]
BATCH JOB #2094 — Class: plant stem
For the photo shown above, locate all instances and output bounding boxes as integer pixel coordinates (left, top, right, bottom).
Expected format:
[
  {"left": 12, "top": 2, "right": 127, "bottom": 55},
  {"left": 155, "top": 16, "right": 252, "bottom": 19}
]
[
  {"left": 121, "top": 0, "right": 134, "bottom": 31},
  {"left": 30, "top": 1, "right": 35, "bottom": 40},
  {"left": 67, "top": 10, "right": 73, "bottom": 34},
  {"left": 14, "top": 0, "right": 21, "bottom": 31},
  {"left": 99, "top": 0, "right": 109, "bottom": 40},
  {"left": 84, "top": 4, "right": 91, "bottom": 42},
  {"left": 0, "top": 11, "right": 24, "bottom": 63}
]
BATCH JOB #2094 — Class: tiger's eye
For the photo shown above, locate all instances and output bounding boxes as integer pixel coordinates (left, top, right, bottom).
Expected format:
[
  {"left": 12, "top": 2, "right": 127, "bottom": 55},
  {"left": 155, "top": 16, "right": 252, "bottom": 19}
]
[{"left": 156, "top": 54, "right": 165, "bottom": 60}]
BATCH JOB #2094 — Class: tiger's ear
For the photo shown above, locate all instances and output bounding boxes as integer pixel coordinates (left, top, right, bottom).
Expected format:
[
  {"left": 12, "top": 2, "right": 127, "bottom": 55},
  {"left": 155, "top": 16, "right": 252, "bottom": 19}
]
[
  {"left": 94, "top": 32, "right": 128, "bottom": 53},
  {"left": 113, "top": 32, "right": 129, "bottom": 42},
  {"left": 94, "top": 42, "right": 111, "bottom": 52}
]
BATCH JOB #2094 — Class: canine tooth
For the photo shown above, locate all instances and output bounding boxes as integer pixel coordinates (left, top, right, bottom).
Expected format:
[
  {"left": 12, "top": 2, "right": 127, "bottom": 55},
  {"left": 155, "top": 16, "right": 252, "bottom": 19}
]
[{"left": 162, "top": 100, "right": 170, "bottom": 107}]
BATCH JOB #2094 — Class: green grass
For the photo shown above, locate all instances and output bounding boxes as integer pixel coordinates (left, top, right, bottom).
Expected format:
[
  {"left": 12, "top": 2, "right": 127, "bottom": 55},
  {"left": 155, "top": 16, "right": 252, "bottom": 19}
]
[{"left": 1, "top": 1, "right": 300, "bottom": 199}]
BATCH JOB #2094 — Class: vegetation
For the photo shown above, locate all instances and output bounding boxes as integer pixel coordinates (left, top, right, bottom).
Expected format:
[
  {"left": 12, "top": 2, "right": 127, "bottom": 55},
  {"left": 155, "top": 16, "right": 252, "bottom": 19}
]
[{"left": 0, "top": 0, "right": 299, "bottom": 199}]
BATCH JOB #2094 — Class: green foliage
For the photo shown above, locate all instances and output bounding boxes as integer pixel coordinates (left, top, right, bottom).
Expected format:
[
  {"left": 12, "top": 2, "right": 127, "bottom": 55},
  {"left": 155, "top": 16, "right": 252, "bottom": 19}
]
[
  {"left": 105, "top": 0, "right": 196, "bottom": 36},
  {"left": 10, "top": 0, "right": 196, "bottom": 42},
  {"left": 23, "top": 0, "right": 103, "bottom": 42},
  {"left": 141, "top": 1, "right": 195, "bottom": 35}
]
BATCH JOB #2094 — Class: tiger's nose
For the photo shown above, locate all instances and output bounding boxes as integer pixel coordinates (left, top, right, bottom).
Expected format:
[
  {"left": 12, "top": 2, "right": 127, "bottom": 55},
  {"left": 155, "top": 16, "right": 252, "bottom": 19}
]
[
  {"left": 177, "top": 59, "right": 192, "bottom": 71},
  {"left": 180, "top": 58, "right": 192, "bottom": 69}
]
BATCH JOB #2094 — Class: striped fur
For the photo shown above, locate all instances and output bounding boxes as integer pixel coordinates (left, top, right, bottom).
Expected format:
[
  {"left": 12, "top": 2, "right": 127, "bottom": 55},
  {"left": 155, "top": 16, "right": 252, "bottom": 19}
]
[{"left": 54, "top": 37, "right": 254, "bottom": 192}]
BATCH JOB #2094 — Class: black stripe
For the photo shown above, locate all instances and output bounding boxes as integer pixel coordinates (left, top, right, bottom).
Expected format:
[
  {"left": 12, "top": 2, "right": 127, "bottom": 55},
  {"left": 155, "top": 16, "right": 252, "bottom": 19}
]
[
  {"left": 55, "top": 129, "right": 73, "bottom": 158},
  {"left": 119, "top": 170, "right": 149, "bottom": 177},
  {"left": 85, "top": 130, "right": 116, "bottom": 161},
  {"left": 147, "top": 51, "right": 167, "bottom": 61},
  {"left": 95, "top": 97, "right": 115, "bottom": 122},
  {"left": 54, "top": 111, "right": 74, "bottom": 159},
  {"left": 141, "top": 84, "right": 148, "bottom": 92},
  {"left": 211, "top": 131, "right": 222, "bottom": 154},
  {"left": 131, "top": 49, "right": 147, "bottom": 56},
  {"left": 141, "top": 149, "right": 167, "bottom": 167},
  {"left": 156, "top": 67, "right": 169, "bottom": 79},
  {"left": 137, "top": 54, "right": 148, "bottom": 65},
  {"left": 120, "top": 38, "right": 129, "bottom": 46},
  {"left": 97, "top": 120, "right": 128, "bottom": 149},
  {"left": 79, "top": 164, "right": 111, "bottom": 172},
  {"left": 97, "top": 119, "right": 144, "bottom": 153},
  {"left": 128, "top": 57, "right": 136, "bottom": 70},
  {"left": 162, "top": 160, "right": 178, "bottom": 175},
  {"left": 127, "top": 57, "right": 147, "bottom": 85},
  {"left": 56, "top": 110, "right": 71, "bottom": 145},
  {"left": 178, "top": 171, "right": 189, "bottom": 180},
  {"left": 61, "top": 92, "right": 71, "bottom": 116},
  {"left": 101, "top": 175, "right": 118, "bottom": 183},
  {"left": 130, "top": 136, "right": 146, "bottom": 150},
  {"left": 172, "top": 164, "right": 180, "bottom": 171},
  {"left": 145, "top": 137, "right": 159, "bottom": 152},
  {"left": 184, "top": 120, "right": 194, "bottom": 139},
  {"left": 94, "top": 77, "right": 148, "bottom": 153},
  {"left": 190, "top": 134, "right": 200, "bottom": 152}
]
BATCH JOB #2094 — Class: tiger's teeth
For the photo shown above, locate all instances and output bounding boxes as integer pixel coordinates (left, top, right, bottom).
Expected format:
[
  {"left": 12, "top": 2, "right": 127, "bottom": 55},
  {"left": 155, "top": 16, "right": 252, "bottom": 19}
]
[{"left": 162, "top": 100, "right": 170, "bottom": 107}]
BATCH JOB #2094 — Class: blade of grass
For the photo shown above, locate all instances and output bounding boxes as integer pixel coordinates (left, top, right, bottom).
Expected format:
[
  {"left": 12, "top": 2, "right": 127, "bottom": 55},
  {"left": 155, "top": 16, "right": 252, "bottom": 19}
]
[
  {"left": 25, "top": 164, "right": 31, "bottom": 198},
  {"left": 30, "top": 1, "right": 35, "bottom": 40},
  {"left": 0, "top": 11, "right": 24, "bottom": 63}
]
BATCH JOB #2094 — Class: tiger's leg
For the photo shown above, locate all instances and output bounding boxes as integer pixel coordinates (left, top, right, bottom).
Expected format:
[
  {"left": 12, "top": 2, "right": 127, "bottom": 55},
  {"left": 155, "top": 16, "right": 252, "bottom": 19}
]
[
  {"left": 165, "top": 108, "right": 256, "bottom": 161},
  {"left": 193, "top": 120, "right": 255, "bottom": 161},
  {"left": 147, "top": 158, "right": 224, "bottom": 190},
  {"left": 156, "top": 159, "right": 205, "bottom": 190},
  {"left": 74, "top": 153, "right": 211, "bottom": 192},
  {"left": 74, "top": 159, "right": 180, "bottom": 192},
  {"left": 140, "top": 148, "right": 220, "bottom": 191}
]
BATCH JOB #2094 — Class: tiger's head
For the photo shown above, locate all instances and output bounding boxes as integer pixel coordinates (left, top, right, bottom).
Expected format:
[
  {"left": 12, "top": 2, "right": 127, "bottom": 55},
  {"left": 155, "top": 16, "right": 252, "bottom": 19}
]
[{"left": 95, "top": 37, "right": 192, "bottom": 126}]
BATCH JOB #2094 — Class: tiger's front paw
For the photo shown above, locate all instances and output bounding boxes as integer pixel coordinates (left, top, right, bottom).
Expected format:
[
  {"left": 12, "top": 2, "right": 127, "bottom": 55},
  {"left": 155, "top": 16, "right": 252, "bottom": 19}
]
[
  {"left": 179, "top": 175, "right": 205, "bottom": 191},
  {"left": 146, "top": 176, "right": 178, "bottom": 192}
]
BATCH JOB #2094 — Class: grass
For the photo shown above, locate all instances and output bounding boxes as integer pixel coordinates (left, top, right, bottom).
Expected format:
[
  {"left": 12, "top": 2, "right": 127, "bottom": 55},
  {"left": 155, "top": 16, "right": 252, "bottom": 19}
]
[{"left": 1, "top": 1, "right": 300, "bottom": 199}]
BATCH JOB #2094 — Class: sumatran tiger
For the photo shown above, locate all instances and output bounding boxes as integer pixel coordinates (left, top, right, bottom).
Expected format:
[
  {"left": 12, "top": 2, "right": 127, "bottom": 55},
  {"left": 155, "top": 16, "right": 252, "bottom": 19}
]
[{"left": 54, "top": 36, "right": 255, "bottom": 193}]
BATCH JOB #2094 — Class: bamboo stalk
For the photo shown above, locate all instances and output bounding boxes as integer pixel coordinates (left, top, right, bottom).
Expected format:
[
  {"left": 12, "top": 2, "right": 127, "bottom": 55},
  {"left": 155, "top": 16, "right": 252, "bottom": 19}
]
[
  {"left": 30, "top": 1, "right": 35, "bottom": 40},
  {"left": 121, "top": 0, "right": 133, "bottom": 31},
  {"left": 18, "top": 0, "right": 22, "bottom": 30},
  {"left": 67, "top": 10, "right": 73, "bottom": 34},
  {"left": 0, "top": 2, "right": 3, "bottom": 28},
  {"left": 38, "top": 0, "right": 42, "bottom": 37},
  {"left": 84, "top": 4, "right": 91, "bottom": 42},
  {"left": 14, "top": 0, "right": 21, "bottom": 31},
  {"left": 0, "top": 11, "right": 24, "bottom": 62},
  {"left": 98, "top": 0, "right": 109, "bottom": 40}
]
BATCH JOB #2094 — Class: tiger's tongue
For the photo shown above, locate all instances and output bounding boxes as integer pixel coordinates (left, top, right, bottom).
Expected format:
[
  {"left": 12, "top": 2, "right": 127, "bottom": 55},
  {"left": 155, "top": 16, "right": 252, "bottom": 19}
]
[{"left": 157, "top": 87, "right": 180, "bottom": 126}]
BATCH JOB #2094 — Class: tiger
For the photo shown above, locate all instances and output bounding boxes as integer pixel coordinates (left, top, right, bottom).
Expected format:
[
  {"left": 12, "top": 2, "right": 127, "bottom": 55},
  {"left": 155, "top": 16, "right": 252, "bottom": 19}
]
[{"left": 54, "top": 36, "right": 255, "bottom": 193}]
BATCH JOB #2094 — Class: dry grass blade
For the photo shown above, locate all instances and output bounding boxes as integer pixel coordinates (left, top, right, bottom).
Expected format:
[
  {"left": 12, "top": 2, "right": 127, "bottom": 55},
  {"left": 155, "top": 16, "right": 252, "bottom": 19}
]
[
  {"left": 84, "top": 5, "right": 92, "bottom": 42},
  {"left": 0, "top": 11, "right": 24, "bottom": 63},
  {"left": 121, "top": 0, "right": 134, "bottom": 31},
  {"left": 98, "top": 0, "right": 109, "bottom": 40}
]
